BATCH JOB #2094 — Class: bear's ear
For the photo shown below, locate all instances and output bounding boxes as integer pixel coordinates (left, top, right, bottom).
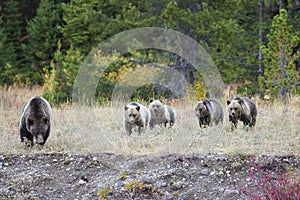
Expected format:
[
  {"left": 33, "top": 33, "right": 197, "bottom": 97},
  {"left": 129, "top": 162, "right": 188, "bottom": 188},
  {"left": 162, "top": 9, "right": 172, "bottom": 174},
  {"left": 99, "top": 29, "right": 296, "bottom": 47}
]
[
  {"left": 150, "top": 99, "right": 153, "bottom": 103},
  {"left": 136, "top": 106, "right": 140, "bottom": 111},
  {"left": 159, "top": 100, "right": 163, "bottom": 103},
  {"left": 124, "top": 106, "right": 129, "bottom": 111},
  {"left": 203, "top": 100, "right": 209, "bottom": 106},
  {"left": 227, "top": 100, "right": 231, "bottom": 105}
]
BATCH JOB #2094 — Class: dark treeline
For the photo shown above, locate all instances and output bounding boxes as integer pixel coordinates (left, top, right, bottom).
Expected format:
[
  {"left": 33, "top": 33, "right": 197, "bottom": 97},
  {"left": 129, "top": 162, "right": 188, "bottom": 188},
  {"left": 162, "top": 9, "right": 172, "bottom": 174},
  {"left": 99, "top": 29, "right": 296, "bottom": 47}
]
[{"left": 0, "top": 0, "right": 299, "bottom": 104}]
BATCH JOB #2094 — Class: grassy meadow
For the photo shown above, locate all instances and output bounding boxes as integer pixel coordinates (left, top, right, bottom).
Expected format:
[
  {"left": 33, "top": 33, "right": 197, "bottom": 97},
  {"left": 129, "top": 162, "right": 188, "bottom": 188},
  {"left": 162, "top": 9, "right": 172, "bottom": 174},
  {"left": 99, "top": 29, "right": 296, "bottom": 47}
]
[{"left": 0, "top": 86, "right": 299, "bottom": 156}]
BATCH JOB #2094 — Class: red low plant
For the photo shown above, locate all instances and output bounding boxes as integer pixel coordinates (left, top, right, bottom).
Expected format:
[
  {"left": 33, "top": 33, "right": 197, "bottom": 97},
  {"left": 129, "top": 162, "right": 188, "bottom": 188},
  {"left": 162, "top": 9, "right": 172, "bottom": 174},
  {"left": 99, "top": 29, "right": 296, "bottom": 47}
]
[{"left": 241, "top": 157, "right": 300, "bottom": 200}]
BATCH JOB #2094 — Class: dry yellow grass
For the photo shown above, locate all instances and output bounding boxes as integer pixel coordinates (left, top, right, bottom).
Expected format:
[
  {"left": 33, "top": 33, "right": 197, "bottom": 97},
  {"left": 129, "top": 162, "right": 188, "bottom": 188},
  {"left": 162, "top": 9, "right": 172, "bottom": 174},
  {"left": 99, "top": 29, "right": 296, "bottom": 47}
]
[{"left": 0, "top": 86, "right": 299, "bottom": 156}]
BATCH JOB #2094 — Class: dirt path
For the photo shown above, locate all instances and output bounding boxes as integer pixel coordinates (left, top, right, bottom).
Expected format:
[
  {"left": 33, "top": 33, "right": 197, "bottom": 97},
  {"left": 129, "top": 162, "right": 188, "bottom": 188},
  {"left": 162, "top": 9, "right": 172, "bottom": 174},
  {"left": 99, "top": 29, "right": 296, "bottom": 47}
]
[{"left": 1, "top": 153, "right": 299, "bottom": 199}]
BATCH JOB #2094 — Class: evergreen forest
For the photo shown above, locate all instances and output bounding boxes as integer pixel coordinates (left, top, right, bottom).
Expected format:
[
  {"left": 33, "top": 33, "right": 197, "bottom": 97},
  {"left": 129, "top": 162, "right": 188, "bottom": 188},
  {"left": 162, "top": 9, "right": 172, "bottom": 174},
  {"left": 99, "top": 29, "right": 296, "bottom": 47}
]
[{"left": 0, "top": 0, "right": 299, "bottom": 104}]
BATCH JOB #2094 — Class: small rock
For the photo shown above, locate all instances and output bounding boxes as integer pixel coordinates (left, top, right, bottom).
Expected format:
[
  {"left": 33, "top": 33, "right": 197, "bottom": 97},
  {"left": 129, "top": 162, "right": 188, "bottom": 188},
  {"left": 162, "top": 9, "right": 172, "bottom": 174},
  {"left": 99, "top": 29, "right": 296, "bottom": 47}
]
[
  {"left": 155, "top": 180, "right": 167, "bottom": 188},
  {"left": 161, "top": 181, "right": 167, "bottom": 187},
  {"left": 201, "top": 168, "right": 209, "bottom": 176},
  {"left": 173, "top": 181, "right": 183, "bottom": 189},
  {"left": 232, "top": 161, "right": 242, "bottom": 168},
  {"left": 63, "top": 160, "right": 71, "bottom": 165},
  {"left": 78, "top": 179, "right": 86, "bottom": 185},
  {"left": 142, "top": 177, "right": 156, "bottom": 184},
  {"left": 210, "top": 171, "right": 216, "bottom": 176},
  {"left": 128, "top": 158, "right": 146, "bottom": 170},
  {"left": 223, "top": 189, "right": 239, "bottom": 197}
]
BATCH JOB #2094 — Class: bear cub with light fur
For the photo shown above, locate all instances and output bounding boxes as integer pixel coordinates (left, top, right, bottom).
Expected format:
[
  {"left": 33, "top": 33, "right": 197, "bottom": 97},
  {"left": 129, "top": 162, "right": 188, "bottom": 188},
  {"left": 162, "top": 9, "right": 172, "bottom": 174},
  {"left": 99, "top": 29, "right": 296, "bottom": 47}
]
[
  {"left": 124, "top": 102, "right": 150, "bottom": 135},
  {"left": 149, "top": 100, "right": 175, "bottom": 129},
  {"left": 227, "top": 97, "right": 257, "bottom": 130},
  {"left": 194, "top": 99, "right": 224, "bottom": 128},
  {"left": 20, "top": 96, "right": 52, "bottom": 147}
]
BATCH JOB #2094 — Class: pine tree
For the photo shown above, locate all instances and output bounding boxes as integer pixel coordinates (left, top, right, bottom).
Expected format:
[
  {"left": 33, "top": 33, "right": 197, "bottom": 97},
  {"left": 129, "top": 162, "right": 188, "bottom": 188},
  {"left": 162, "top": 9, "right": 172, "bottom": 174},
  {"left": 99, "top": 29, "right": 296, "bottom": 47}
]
[
  {"left": 259, "top": 9, "right": 300, "bottom": 104},
  {"left": 1, "top": 0, "right": 24, "bottom": 85},
  {"left": 0, "top": 17, "right": 8, "bottom": 84},
  {"left": 60, "top": 0, "right": 102, "bottom": 54},
  {"left": 26, "top": 0, "right": 64, "bottom": 84},
  {"left": 43, "top": 41, "right": 84, "bottom": 104}
]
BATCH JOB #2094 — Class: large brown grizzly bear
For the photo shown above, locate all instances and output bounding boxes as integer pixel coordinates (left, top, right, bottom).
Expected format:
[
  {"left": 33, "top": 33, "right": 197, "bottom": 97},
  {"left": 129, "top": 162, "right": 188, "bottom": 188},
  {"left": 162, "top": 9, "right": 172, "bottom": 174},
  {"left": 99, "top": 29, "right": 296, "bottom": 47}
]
[
  {"left": 124, "top": 102, "right": 151, "bottom": 135},
  {"left": 227, "top": 97, "right": 257, "bottom": 130},
  {"left": 19, "top": 96, "right": 52, "bottom": 147},
  {"left": 194, "top": 99, "right": 224, "bottom": 128},
  {"left": 149, "top": 100, "right": 175, "bottom": 129}
]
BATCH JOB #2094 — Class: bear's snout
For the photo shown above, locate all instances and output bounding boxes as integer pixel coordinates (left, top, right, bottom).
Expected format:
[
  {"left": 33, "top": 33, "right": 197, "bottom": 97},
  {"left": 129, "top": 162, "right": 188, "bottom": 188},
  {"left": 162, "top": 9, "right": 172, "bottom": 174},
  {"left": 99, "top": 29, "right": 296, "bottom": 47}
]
[
  {"left": 36, "top": 134, "right": 44, "bottom": 145},
  {"left": 129, "top": 117, "right": 136, "bottom": 123},
  {"left": 152, "top": 107, "right": 159, "bottom": 112}
]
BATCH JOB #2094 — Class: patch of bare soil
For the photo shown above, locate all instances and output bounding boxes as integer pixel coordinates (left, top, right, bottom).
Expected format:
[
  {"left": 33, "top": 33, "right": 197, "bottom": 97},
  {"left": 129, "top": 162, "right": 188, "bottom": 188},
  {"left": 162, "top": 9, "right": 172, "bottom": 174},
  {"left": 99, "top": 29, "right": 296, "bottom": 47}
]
[{"left": 0, "top": 153, "right": 299, "bottom": 199}]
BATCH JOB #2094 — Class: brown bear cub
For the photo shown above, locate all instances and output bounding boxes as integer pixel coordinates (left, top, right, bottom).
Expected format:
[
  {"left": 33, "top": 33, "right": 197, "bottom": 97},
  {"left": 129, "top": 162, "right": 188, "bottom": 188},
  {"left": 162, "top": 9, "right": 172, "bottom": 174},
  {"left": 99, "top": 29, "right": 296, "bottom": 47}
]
[
  {"left": 149, "top": 100, "right": 175, "bottom": 129},
  {"left": 227, "top": 97, "right": 257, "bottom": 130},
  {"left": 20, "top": 96, "right": 52, "bottom": 147},
  {"left": 124, "top": 102, "right": 151, "bottom": 135},
  {"left": 194, "top": 99, "right": 224, "bottom": 128}
]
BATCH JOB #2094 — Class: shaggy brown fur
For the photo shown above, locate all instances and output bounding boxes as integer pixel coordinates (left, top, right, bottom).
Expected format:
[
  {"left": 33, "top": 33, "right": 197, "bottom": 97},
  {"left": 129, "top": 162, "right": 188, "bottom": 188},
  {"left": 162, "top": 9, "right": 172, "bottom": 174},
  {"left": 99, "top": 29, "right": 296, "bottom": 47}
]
[
  {"left": 20, "top": 96, "right": 52, "bottom": 147},
  {"left": 124, "top": 102, "right": 150, "bottom": 135},
  {"left": 149, "top": 100, "right": 175, "bottom": 129},
  {"left": 194, "top": 99, "right": 224, "bottom": 128},
  {"left": 227, "top": 97, "right": 257, "bottom": 130}
]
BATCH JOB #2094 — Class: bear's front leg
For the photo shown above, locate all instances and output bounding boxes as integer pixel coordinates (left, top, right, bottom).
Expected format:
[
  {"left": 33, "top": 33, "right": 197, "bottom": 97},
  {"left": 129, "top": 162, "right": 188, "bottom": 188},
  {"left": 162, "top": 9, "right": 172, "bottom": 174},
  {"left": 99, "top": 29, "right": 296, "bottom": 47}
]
[
  {"left": 229, "top": 116, "right": 238, "bottom": 131},
  {"left": 125, "top": 123, "right": 133, "bottom": 135},
  {"left": 138, "top": 125, "right": 145, "bottom": 135}
]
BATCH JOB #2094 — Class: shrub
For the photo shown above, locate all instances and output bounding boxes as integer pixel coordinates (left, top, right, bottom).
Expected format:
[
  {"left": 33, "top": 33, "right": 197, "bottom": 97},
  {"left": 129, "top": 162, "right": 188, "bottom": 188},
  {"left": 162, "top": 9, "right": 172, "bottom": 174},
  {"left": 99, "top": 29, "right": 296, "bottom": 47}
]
[
  {"left": 97, "top": 186, "right": 110, "bottom": 200},
  {"left": 241, "top": 157, "right": 300, "bottom": 200}
]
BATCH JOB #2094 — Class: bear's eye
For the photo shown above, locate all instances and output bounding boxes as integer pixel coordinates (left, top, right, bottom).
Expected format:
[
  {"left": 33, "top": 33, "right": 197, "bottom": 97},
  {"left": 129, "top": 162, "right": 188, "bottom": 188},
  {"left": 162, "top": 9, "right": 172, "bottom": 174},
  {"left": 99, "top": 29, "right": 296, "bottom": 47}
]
[{"left": 129, "top": 113, "right": 136, "bottom": 118}]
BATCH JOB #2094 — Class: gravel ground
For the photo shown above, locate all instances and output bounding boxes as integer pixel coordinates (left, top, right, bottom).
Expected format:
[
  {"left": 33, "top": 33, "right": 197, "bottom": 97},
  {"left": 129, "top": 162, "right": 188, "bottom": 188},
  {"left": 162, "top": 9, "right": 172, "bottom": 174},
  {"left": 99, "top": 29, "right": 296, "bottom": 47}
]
[{"left": 0, "top": 153, "right": 299, "bottom": 199}]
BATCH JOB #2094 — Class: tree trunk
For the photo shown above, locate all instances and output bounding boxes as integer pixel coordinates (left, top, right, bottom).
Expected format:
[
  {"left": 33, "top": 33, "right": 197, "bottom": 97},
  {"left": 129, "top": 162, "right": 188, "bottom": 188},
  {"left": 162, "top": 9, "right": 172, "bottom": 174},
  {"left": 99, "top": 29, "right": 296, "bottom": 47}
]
[
  {"left": 279, "top": 5, "right": 289, "bottom": 106},
  {"left": 279, "top": 36, "right": 287, "bottom": 106}
]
